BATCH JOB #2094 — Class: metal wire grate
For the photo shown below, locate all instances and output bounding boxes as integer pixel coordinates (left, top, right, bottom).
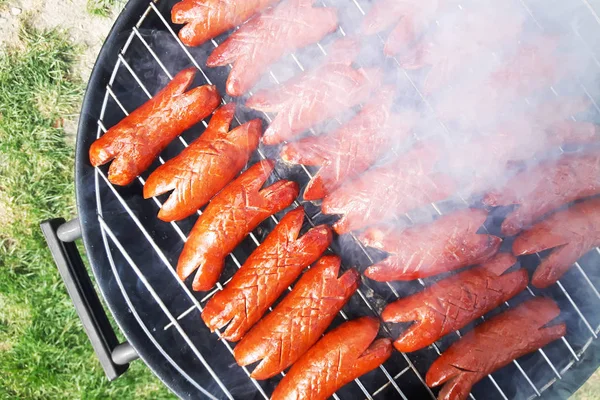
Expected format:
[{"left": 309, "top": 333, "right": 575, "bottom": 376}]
[{"left": 89, "top": 0, "right": 600, "bottom": 398}]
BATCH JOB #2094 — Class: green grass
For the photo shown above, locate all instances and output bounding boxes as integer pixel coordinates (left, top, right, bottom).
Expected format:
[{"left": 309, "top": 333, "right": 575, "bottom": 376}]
[
  {"left": 0, "top": 24, "right": 173, "bottom": 399},
  {"left": 86, "top": 0, "right": 118, "bottom": 18}
]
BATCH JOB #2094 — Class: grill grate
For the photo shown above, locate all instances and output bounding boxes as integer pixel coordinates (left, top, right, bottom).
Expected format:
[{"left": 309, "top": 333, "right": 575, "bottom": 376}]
[{"left": 89, "top": 0, "right": 600, "bottom": 398}]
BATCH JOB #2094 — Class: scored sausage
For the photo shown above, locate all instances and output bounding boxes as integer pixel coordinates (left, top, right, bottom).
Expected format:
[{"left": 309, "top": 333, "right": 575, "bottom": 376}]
[
  {"left": 246, "top": 38, "right": 383, "bottom": 145},
  {"left": 201, "top": 206, "right": 332, "bottom": 342},
  {"left": 143, "top": 104, "right": 261, "bottom": 222},
  {"left": 172, "top": 0, "right": 279, "bottom": 47},
  {"left": 233, "top": 255, "right": 359, "bottom": 380},
  {"left": 322, "top": 144, "right": 456, "bottom": 235},
  {"left": 484, "top": 152, "right": 600, "bottom": 236},
  {"left": 513, "top": 197, "right": 600, "bottom": 288},
  {"left": 177, "top": 160, "right": 298, "bottom": 291},
  {"left": 206, "top": 0, "right": 338, "bottom": 96},
  {"left": 280, "top": 86, "right": 416, "bottom": 200},
  {"left": 358, "top": 208, "right": 500, "bottom": 281},
  {"left": 383, "top": 253, "right": 528, "bottom": 352},
  {"left": 426, "top": 297, "right": 565, "bottom": 400},
  {"left": 89, "top": 68, "right": 220, "bottom": 186},
  {"left": 271, "top": 317, "right": 392, "bottom": 400}
]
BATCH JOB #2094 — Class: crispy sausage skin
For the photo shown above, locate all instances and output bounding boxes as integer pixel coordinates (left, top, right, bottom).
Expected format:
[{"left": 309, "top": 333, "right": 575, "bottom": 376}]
[
  {"left": 206, "top": 0, "right": 338, "bottom": 97},
  {"left": 246, "top": 38, "right": 383, "bottom": 145},
  {"left": 383, "top": 253, "right": 527, "bottom": 352},
  {"left": 177, "top": 160, "right": 298, "bottom": 291},
  {"left": 201, "top": 206, "right": 332, "bottom": 342},
  {"left": 426, "top": 298, "right": 566, "bottom": 400},
  {"left": 513, "top": 198, "right": 600, "bottom": 288},
  {"left": 280, "top": 86, "right": 416, "bottom": 200},
  {"left": 271, "top": 317, "right": 392, "bottom": 400},
  {"left": 358, "top": 209, "right": 501, "bottom": 281},
  {"left": 143, "top": 104, "right": 261, "bottom": 222},
  {"left": 172, "top": 0, "right": 279, "bottom": 47},
  {"left": 484, "top": 152, "right": 600, "bottom": 236},
  {"left": 322, "top": 145, "right": 456, "bottom": 235},
  {"left": 233, "top": 255, "right": 359, "bottom": 379},
  {"left": 89, "top": 68, "right": 221, "bottom": 186}
]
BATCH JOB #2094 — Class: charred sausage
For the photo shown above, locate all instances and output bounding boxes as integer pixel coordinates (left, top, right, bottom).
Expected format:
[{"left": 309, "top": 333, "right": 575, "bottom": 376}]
[
  {"left": 426, "top": 297, "right": 566, "bottom": 400},
  {"left": 172, "top": 0, "right": 279, "bottom": 47},
  {"left": 358, "top": 209, "right": 501, "bottom": 281},
  {"left": 484, "top": 152, "right": 600, "bottom": 236},
  {"left": 271, "top": 317, "right": 392, "bottom": 400},
  {"left": 233, "top": 255, "right": 359, "bottom": 379},
  {"left": 280, "top": 86, "right": 416, "bottom": 200},
  {"left": 383, "top": 253, "right": 528, "bottom": 352},
  {"left": 206, "top": 0, "right": 338, "bottom": 97},
  {"left": 177, "top": 160, "right": 298, "bottom": 291},
  {"left": 246, "top": 38, "right": 383, "bottom": 145},
  {"left": 201, "top": 206, "right": 332, "bottom": 342},
  {"left": 513, "top": 197, "right": 600, "bottom": 288},
  {"left": 322, "top": 144, "right": 456, "bottom": 235},
  {"left": 89, "top": 68, "right": 221, "bottom": 186},
  {"left": 143, "top": 104, "right": 261, "bottom": 222}
]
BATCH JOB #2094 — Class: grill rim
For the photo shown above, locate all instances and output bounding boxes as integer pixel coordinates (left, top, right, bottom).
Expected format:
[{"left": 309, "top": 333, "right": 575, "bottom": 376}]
[
  {"left": 72, "top": 0, "right": 600, "bottom": 398},
  {"left": 74, "top": 1, "right": 205, "bottom": 397}
]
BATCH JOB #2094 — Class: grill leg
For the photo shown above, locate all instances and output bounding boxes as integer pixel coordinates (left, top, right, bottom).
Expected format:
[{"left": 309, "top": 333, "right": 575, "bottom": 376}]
[{"left": 41, "top": 217, "right": 139, "bottom": 381}]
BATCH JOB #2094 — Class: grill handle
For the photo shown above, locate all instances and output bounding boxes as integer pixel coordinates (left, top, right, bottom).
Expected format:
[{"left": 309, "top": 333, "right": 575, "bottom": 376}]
[{"left": 41, "top": 217, "right": 139, "bottom": 380}]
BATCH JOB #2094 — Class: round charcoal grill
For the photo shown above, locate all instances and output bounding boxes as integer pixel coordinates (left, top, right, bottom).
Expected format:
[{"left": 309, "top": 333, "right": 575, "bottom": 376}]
[{"left": 40, "top": 0, "right": 600, "bottom": 398}]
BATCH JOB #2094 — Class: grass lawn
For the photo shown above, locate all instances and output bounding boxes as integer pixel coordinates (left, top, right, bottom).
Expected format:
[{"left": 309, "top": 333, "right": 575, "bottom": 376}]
[{"left": 0, "top": 23, "right": 174, "bottom": 399}]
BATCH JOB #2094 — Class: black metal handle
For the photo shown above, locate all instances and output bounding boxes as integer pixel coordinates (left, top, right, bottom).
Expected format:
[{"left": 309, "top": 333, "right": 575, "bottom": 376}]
[{"left": 41, "top": 217, "right": 138, "bottom": 380}]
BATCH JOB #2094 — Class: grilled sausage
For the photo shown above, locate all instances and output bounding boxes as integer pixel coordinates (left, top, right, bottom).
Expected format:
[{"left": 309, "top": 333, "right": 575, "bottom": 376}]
[
  {"left": 246, "top": 38, "right": 383, "bottom": 145},
  {"left": 201, "top": 207, "right": 332, "bottom": 342},
  {"left": 206, "top": 0, "right": 338, "bottom": 97},
  {"left": 484, "top": 152, "right": 600, "bottom": 236},
  {"left": 442, "top": 102, "right": 599, "bottom": 196},
  {"left": 233, "top": 255, "right": 359, "bottom": 379},
  {"left": 280, "top": 87, "right": 416, "bottom": 200},
  {"left": 322, "top": 144, "right": 456, "bottom": 235},
  {"left": 383, "top": 253, "right": 528, "bottom": 352},
  {"left": 513, "top": 197, "right": 600, "bottom": 288},
  {"left": 426, "top": 297, "right": 566, "bottom": 400},
  {"left": 361, "top": 0, "right": 438, "bottom": 56},
  {"left": 89, "top": 68, "right": 221, "bottom": 186},
  {"left": 271, "top": 317, "right": 392, "bottom": 400},
  {"left": 143, "top": 104, "right": 261, "bottom": 222},
  {"left": 358, "top": 209, "right": 501, "bottom": 281},
  {"left": 177, "top": 160, "right": 298, "bottom": 291},
  {"left": 172, "top": 0, "right": 279, "bottom": 47}
]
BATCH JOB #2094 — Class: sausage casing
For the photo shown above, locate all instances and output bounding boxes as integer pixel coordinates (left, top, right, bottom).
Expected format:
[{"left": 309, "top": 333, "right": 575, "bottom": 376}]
[
  {"left": 513, "top": 197, "right": 600, "bottom": 288},
  {"left": 89, "top": 68, "right": 220, "bottom": 186},
  {"left": 280, "top": 86, "right": 416, "bottom": 200},
  {"left": 177, "top": 160, "right": 298, "bottom": 291},
  {"left": 143, "top": 104, "right": 261, "bottom": 221},
  {"left": 359, "top": 208, "right": 500, "bottom": 281},
  {"left": 233, "top": 255, "right": 359, "bottom": 379},
  {"left": 172, "top": 0, "right": 278, "bottom": 47},
  {"left": 271, "top": 317, "right": 392, "bottom": 400},
  {"left": 246, "top": 38, "right": 383, "bottom": 145},
  {"left": 201, "top": 206, "right": 332, "bottom": 342},
  {"left": 426, "top": 297, "right": 565, "bottom": 400},
  {"left": 206, "top": 0, "right": 338, "bottom": 96},
  {"left": 383, "top": 253, "right": 528, "bottom": 352},
  {"left": 322, "top": 144, "right": 456, "bottom": 234},
  {"left": 484, "top": 152, "right": 600, "bottom": 236}
]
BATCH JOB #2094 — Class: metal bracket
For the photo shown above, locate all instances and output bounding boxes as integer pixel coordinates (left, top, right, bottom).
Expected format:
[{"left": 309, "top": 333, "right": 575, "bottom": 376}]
[{"left": 41, "top": 217, "right": 139, "bottom": 380}]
